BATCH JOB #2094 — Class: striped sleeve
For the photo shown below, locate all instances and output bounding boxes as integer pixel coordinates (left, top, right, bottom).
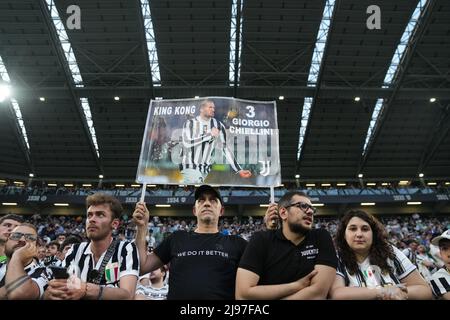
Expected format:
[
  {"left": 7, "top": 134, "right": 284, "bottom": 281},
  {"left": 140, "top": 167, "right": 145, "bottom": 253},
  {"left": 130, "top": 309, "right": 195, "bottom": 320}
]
[
  {"left": 28, "top": 267, "right": 49, "bottom": 298},
  {"left": 429, "top": 268, "right": 450, "bottom": 297},
  {"left": 390, "top": 245, "right": 416, "bottom": 280},
  {"left": 118, "top": 241, "right": 139, "bottom": 279},
  {"left": 62, "top": 243, "right": 81, "bottom": 268}
]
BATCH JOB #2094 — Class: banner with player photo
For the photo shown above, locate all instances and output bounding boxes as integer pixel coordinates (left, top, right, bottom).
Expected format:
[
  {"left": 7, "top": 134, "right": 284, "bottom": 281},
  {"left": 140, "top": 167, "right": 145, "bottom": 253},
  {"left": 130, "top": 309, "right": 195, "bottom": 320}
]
[{"left": 136, "top": 97, "right": 281, "bottom": 187}]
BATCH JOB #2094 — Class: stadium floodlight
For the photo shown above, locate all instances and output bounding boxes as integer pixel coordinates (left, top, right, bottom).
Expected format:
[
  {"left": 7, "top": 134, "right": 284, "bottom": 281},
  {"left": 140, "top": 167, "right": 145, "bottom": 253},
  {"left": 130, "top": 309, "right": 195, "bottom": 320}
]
[
  {"left": 279, "top": 96, "right": 285, "bottom": 100},
  {"left": 140, "top": 0, "right": 161, "bottom": 86},
  {"left": 98, "top": 174, "right": 104, "bottom": 179},
  {"left": 1, "top": 55, "right": 30, "bottom": 151},
  {"left": 419, "top": 173, "right": 424, "bottom": 178},
  {"left": 354, "top": 97, "right": 361, "bottom": 102},
  {"left": 358, "top": 174, "right": 363, "bottom": 178},
  {"left": 297, "top": 0, "right": 337, "bottom": 160},
  {"left": 39, "top": 97, "right": 46, "bottom": 102},
  {"left": 44, "top": 0, "right": 100, "bottom": 158},
  {"left": 429, "top": 97, "right": 436, "bottom": 102},
  {"left": 114, "top": 96, "right": 120, "bottom": 101},
  {"left": 0, "top": 84, "right": 11, "bottom": 102},
  {"left": 362, "top": 0, "right": 429, "bottom": 155},
  {"left": 295, "top": 174, "right": 300, "bottom": 179},
  {"left": 228, "top": 0, "right": 244, "bottom": 86},
  {"left": 29, "top": 173, "right": 34, "bottom": 178}
]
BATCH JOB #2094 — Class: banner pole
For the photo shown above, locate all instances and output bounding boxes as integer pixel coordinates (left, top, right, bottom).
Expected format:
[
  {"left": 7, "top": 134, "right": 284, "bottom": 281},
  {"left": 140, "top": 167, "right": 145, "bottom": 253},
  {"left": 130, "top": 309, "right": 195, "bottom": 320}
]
[
  {"left": 140, "top": 183, "right": 147, "bottom": 203},
  {"left": 270, "top": 186, "right": 275, "bottom": 204}
]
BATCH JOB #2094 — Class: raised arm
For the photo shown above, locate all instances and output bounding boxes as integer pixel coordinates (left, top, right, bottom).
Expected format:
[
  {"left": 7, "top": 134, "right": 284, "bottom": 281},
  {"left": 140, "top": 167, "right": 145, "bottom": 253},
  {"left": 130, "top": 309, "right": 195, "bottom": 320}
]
[
  {"left": 133, "top": 202, "right": 164, "bottom": 274},
  {"left": 5, "top": 242, "right": 42, "bottom": 299}
]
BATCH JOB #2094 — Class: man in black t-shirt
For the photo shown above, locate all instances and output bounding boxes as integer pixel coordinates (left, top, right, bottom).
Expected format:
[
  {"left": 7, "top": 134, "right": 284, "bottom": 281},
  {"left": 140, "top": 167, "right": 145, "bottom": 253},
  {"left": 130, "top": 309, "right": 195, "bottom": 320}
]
[
  {"left": 133, "top": 185, "right": 247, "bottom": 299},
  {"left": 236, "top": 191, "right": 337, "bottom": 299}
]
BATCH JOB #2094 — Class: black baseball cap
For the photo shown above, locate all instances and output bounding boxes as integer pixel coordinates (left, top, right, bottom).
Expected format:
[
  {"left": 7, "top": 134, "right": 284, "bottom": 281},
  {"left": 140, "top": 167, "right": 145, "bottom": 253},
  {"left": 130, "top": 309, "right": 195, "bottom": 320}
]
[{"left": 194, "top": 185, "right": 223, "bottom": 205}]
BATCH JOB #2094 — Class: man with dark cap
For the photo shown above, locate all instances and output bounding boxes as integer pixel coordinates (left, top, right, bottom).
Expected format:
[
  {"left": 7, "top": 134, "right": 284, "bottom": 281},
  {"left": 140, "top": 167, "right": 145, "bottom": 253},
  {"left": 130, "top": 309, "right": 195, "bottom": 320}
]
[{"left": 133, "top": 184, "right": 247, "bottom": 299}]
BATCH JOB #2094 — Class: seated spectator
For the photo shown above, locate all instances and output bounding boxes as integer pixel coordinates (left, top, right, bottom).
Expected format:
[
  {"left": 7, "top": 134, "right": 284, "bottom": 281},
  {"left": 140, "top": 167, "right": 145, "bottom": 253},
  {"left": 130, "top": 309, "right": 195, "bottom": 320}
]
[
  {"left": 329, "top": 210, "right": 432, "bottom": 300},
  {"left": 135, "top": 265, "right": 169, "bottom": 300},
  {"left": 0, "top": 223, "right": 48, "bottom": 299},
  {"left": 429, "top": 230, "right": 450, "bottom": 300}
]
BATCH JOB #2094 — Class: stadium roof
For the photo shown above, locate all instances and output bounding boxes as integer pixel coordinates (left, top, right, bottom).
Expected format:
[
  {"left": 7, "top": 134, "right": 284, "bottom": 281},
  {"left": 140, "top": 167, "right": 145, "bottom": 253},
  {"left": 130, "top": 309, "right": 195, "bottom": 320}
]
[{"left": 0, "top": 0, "right": 449, "bottom": 183}]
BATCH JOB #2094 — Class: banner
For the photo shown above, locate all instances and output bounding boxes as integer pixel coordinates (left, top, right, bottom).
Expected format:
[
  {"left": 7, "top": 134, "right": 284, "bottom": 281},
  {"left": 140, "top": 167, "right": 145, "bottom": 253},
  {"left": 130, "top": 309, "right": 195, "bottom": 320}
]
[{"left": 136, "top": 97, "right": 281, "bottom": 187}]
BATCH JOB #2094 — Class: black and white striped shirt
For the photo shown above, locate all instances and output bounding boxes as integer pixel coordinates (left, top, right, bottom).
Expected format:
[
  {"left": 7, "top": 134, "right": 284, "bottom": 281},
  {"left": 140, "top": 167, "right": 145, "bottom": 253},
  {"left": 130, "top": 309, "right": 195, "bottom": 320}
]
[
  {"left": 61, "top": 240, "right": 139, "bottom": 287},
  {"left": 0, "top": 259, "right": 49, "bottom": 297},
  {"left": 429, "top": 267, "right": 450, "bottom": 298},
  {"left": 180, "top": 116, "right": 242, "bottom": 174},
  {"left": 337, "top": 245, "right": 416, "bottom": 287}
]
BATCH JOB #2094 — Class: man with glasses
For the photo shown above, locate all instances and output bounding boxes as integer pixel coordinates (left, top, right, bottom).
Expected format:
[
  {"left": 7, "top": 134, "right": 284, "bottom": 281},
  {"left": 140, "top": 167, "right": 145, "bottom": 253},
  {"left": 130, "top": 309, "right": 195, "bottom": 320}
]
[
  {"left": 0, "top": 214, "right": 23, "bottom": 263},
  {"left": 0, "top": 223, "right": 49, "bottom": 299},
  {"left": 235, "top": 191, "right": 337, "bottom": 299}
]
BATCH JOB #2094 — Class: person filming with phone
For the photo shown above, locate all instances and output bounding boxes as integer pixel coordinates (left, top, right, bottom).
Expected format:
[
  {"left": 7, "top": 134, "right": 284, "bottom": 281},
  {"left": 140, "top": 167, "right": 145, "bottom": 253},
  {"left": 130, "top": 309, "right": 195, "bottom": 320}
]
[{"left": 44, "top": 193, "right": 140, "bottom": 300}]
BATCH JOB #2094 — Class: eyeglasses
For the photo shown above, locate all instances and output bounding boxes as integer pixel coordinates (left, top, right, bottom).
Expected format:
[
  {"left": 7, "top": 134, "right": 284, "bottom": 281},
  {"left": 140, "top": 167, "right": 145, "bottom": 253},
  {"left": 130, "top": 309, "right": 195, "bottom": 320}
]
[
  {"left": 285, "top": 202, "right": 317, "bottom": 214},
  {"left": 9, "top": 232, "right": 37, "bottom": 242}
]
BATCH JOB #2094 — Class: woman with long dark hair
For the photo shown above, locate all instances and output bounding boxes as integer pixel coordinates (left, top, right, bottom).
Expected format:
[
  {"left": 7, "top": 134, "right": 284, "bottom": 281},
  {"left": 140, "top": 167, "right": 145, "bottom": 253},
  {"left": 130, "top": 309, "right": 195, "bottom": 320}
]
[{"left": 329, "top": 210, "right": 432, "bottom": 300}]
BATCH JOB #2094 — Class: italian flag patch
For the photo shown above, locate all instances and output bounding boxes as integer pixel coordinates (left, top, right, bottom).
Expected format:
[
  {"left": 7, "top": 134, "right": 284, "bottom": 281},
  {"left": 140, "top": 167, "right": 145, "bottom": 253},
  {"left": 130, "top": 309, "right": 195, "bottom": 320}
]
[{"left": 105, "top": 262, "right": 119, "bottom": 283}]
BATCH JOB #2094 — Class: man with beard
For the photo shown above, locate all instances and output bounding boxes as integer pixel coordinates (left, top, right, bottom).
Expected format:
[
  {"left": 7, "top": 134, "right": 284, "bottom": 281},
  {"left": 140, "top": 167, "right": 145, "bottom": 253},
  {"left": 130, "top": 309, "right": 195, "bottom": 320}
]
[
  {"left": 44, "top": 193, "right": 139, "bottom": 300},
  {"left": 235, "top": 191, "right": 337, "bottom": 299},
  {"left": 0, "top": 223, "right": 49, "bottom": 299},
  {"left": 133, "top": 184, "right": 247, "bottom": 299},
  {"left": 0, "top": 214, "right": 23, "bottom": 263}
]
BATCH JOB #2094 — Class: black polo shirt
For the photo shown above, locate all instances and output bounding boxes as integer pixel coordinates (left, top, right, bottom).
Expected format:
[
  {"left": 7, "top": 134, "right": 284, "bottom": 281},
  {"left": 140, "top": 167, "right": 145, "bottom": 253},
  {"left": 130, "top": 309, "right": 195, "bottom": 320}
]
[{"left": 239, "top": 228, "right": 337, "bottom": 285}]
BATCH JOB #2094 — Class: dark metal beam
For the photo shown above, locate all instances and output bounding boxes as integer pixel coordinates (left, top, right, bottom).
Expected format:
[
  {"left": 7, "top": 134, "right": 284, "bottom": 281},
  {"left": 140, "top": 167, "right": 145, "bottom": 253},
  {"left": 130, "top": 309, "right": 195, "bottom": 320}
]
[
  {"left": 232, "top": 0, "right": 243, "bottom": 97},
  {"left": 14, "top": 86, "right": 450, "bottom": 100},
  {"left": 419, "top": 103, "right": 450, "bottom": 172},
  {"left": 38, "top": 0, "right": 103, "bottom": 175},
  {"left": 358, "top": 0, "right": 436, "bottom": 173}
]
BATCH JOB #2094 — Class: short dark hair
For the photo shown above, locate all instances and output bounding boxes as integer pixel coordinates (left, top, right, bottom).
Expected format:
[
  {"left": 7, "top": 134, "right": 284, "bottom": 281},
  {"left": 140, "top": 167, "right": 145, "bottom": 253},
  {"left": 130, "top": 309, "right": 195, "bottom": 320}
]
[
  {"left": 278, "top": 191, "right": 308, "bottom": 210},
  {"left": 61, "top": 236, "right": 81, "bottom": 250},
  {"left": 0, "top": 214, "right": 24, "bottom": 225},
  {"left": 48, "top": 240, "right": 61, "bottom": 251},
  {"left": 86, "top": 193, "right": 123, "bottom": 220}
]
